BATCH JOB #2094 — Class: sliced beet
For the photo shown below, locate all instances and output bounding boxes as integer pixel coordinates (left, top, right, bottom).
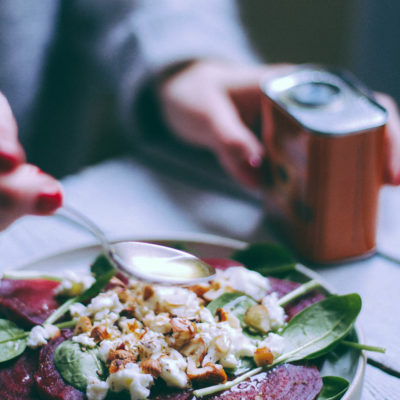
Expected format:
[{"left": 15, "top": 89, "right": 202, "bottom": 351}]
[
  {"left": 0, "top": 349, "right": 38, "bottom": 399},
  {"left": 0, "top": 278, "right": 60, "bottom": 328},
  {"left": 34, "top": 330, "right": 84, "bottom": 400},
  {"left": 208, "top": 364, "right": 322, "bottom": 400},
  {"left": 202, "top": 258, "right": 244, "bottom": 271},
  {"left": 268, "top": 277, "right": 325, "bottom": 321}
]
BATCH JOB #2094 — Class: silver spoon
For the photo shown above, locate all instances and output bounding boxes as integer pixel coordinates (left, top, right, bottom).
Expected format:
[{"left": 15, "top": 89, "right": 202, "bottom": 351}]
[{"left": 56, "top": 205, "right": 215, "bottom": 285}]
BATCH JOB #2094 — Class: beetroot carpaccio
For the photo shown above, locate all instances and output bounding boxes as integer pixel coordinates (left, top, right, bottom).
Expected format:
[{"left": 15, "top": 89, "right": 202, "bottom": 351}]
[{"left": 0, "top": 253, "right": 331, "bottom": 400}]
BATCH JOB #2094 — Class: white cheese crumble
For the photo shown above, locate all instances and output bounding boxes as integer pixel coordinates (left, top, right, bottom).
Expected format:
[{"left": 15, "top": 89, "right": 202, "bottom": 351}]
[
  {"left": 86, "top": 378, "right": 108, "bottom": 400},
  {"left": 261, "top": 292, "right": 286, "bottom": 330},
  {"left": 27, "top": 324, "right": 60, "bottom": 349},
  {"left": 55, "top": 271, "right": 95, "bottom": 297},
  {"left": 258, "top": 332, "right": 285, "bottom": 357},
  {"left": 107, "top": 363, "right": 153, "bottom": 400},
  {"left": 159, "top": 350, "right": 189, "bottom": 388},
  {"left": 210, "top": 267, "right": 271, "bottom": 301},
  {"left": 72, "top": 333, "right": 96, "bottom": 348}
]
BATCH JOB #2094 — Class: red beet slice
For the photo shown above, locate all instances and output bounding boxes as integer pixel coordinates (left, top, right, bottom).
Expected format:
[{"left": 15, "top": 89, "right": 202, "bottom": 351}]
[
  {"left": 202, "top": 258, "right": 244, "bottom": 271},
  {"left": 268, "top": 277, "right": 325, "bottom": 321},
  {"left": 0, "top": 349, "right": 38, "bottom": 399},
  {"left": 208, "top": 364, "right": 322, "bottom": 400},
  {"left": 0, "top": 278, "right": 60, "bottom": 328},
  {"left": 34, "top": 330, "right": 84, "bottom": 400},
  {"left": 150, "top": 364, "right": 321, "bottom": 400}
]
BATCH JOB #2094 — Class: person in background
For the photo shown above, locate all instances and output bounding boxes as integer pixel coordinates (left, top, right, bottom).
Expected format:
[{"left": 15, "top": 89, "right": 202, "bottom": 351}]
[{"left": 1, "top": 0, "right": 400, "bottom": 231}]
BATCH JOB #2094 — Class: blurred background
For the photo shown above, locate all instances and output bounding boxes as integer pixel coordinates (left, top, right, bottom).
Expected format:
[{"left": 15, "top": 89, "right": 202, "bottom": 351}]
[
  {"left": 9, "top": 0, "right": 399, "bottom": 179},
  {"left": 240, "top": 0, "right": 399, "bottom": 101}
]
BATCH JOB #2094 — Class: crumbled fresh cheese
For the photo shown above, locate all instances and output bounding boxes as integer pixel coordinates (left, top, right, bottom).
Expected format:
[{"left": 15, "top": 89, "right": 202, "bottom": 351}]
[
  {"left": 261, "top": 292, "right": 286, "bottom": 330},
  {"left": 159, "top": 350, "right": 189, "bottom": 388},
  {"left": 209, "top": 267, "right": 271, "bottom": 301},
  {"left": 27, "top": 324, "right": 60, "bottom": 349},
  {"left": 55, "top": 271, "right": 95, "bottom": 296},
  {"left": 69, "top": 302, "right": 87, "bottom": 319},
  {"left": 86, "top": 292, "right": 123, "bottom": 321},
  {"left": 147, "top": 286, "right": 202, "bottom": 319},
  {"left": 258, "top": 332, "right": 285, "bottom": 357},
  {"left": 86, "top": 378, "right": 108, "bottom": 400},
  {"left": 107, "top": 363, "right": 153, "bottom": 400},
  {"left": 197, "top": 321, "right": 256, "bottom": 369},
  {"left": 98, "top": 339, "right": 115, "bottom": 363},
  {"left": 72, "top": 333, "right": 96, "bottom": 348}
]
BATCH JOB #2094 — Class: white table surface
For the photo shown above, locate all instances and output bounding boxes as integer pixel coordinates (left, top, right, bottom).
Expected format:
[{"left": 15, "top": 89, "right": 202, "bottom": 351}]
[{"left": 1, "top": 154, "right": 399, "bottom": 399}]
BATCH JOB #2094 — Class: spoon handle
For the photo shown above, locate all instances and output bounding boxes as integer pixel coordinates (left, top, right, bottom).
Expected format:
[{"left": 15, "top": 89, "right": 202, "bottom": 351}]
[{"left": 56, "top": 205, "right": 112, "bottom": 255}]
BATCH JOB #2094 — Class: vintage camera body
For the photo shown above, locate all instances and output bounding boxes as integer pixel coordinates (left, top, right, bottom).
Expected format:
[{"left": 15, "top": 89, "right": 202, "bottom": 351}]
[{"left": 261, "top": 65, "right": 387, "bottom": 263}]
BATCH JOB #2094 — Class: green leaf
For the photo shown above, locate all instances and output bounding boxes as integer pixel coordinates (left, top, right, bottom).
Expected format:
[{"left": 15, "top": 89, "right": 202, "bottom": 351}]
[
  {"left": 225, "top": 357, "right": 256, "bottom": 376},
  {"left": 54, "top": 340, "right": 107, "bottom": 391},
  {"left": 318, "top": 376, "right": 349, "bottom": 400},
  {"left": 45, "top": 254, "right": 116, "bottom": 325},
  {"left": 207, "top": 292, "right": 263, "bottom": 340},
  {"left": 0, "top": 319, "right": 28, "bottom": 363},
  {"left": 90, "top": 254, "right": 115, "bottom": 279},
  {"left": 275, "top": 294, "right": 362, "bottom": 364},
  {"left": 207, "top": 292, "right": 257, "bottom": 327},
  {"left": 232, "top": 243, "right": 296, "bottom": 276}
]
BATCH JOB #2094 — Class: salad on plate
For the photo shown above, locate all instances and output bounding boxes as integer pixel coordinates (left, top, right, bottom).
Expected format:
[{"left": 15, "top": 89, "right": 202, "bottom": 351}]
[{"left": 0, "top": 242, "right": 381, "bottom": 400}]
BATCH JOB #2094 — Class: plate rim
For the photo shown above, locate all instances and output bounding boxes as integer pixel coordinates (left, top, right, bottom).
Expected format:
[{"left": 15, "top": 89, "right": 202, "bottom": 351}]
[{"left": 13, "top": 232, "right": 366, "bottom": 400}]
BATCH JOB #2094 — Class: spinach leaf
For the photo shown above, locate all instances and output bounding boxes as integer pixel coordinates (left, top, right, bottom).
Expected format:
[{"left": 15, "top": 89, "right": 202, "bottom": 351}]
[
  {"left": 207, "top": 292, "right": 257, "bottom": 327},
  {"left": 0, "top": 319, "right": 27, "bottom": 363},
  {"left": 207, "top": 292, "right": 263, "bottom": 340},
  {"left": 232, "top": 243, "right": 296, "bottom": 276},
  {"left": 91, "top": 254, "right": 115, "bottom": 279},
  {"left": 275, "top": 294, "right": 361, "bottom": 364},
  {"left": 45, "top": 254, "right": 116, "bottom": 325},
  {"left": 318, "top": 376, "right": 349, "bottom": 400},
  {"left": 225, "top": 357, "right": 256, "bottom": 376},
  {"left": 54, "top": 340, "right": 107, "bottom": 391}
]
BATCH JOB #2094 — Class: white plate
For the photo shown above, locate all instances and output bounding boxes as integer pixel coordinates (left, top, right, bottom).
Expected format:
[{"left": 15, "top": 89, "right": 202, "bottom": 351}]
[{"left": 15, "top": 233, "right": 366, "bottom": 400}]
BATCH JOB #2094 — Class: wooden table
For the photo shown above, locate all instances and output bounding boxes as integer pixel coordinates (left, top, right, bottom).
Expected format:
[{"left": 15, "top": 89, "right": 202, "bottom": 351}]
[{"left": 1, "top": 155, "right": 399, "bottom": 399}]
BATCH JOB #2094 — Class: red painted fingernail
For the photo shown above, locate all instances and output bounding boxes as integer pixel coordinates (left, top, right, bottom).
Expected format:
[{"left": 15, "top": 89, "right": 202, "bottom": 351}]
[
  {"left": 35, "top": 191, "right": 63, "bottom": 214},
  {"left": 0, "top": 152, "right": 18, "bottom": 172}
]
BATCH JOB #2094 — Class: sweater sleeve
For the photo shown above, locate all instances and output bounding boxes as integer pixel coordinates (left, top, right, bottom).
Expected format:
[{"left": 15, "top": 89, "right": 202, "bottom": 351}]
[{"left": 71, "top": 0, "right": 259, "bottom": 135}]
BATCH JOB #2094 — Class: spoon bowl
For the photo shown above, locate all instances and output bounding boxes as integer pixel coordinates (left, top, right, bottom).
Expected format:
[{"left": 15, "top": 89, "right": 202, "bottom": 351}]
[{"left": 56, "top": 205, "right": 216, "bottom": 285}]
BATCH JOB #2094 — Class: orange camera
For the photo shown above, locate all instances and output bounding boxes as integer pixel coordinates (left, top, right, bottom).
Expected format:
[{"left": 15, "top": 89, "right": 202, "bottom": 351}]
[{"left": 261, "top": 65, "right": 387, "bottom": 263}]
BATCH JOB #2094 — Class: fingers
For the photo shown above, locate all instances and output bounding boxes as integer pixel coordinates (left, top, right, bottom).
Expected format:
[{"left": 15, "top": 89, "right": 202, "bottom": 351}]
[
  {"left": 0, "top": 164, "right": 63, "bottom": 230},
  {"left": 205, "top": 92, "right": 264, "bottom": 188},
  {"left": 0, "top": 92, "right": 25, "bottom": 172},
  {"left": 375, "top": 93, "right": 400, "bottom": 185}
]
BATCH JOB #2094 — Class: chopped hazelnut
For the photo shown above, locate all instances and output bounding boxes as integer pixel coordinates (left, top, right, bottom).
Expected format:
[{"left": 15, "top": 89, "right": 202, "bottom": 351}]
[
  {"left": 90, "top": 326, "right": 110, "bottom": 342},
  {"left": 169, "top": 317, "right": 196, "bottom": 348},
  {"left": 244, "top": 305, "right": 270, "bottom": 334},
  {"left": 143, "top": 285, "right": 154, "bottom": 300},
  {"left": 140, "top": 359, "right": 162, "bottom": 378},
  {"left": 254, "top": 347, "right": 274, "bottom": 367},
  {"left": 187, "top": 359, "right": 227, "bottom": 385},
  {"left": 74, "top": 316, "right": 92, "bottom": 335}
]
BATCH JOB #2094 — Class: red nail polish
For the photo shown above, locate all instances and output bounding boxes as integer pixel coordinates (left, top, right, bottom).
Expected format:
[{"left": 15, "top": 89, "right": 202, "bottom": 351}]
[
  {"left": 0, "top": 152, "right": 17, "bottom": 172},
  {"left": 35, "top": 191, "right": 63, "bottom": 214}
]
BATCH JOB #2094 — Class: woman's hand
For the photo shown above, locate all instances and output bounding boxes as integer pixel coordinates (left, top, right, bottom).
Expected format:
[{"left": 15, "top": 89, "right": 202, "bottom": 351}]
[
  {"left": 0, "top": 92, "right": 63, "bottom": 231},
  {"left": 159, "top": 61, "right": 400, "bottom": 188},
  {"left": 159, "top": 61, "right": 287, "bottom": 188}
]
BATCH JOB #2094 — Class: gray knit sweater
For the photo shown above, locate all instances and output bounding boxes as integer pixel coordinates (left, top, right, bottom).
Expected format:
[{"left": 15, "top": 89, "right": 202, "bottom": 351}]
[{"left": 0, "top": 0, "right": 257, "bottom": 176}]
